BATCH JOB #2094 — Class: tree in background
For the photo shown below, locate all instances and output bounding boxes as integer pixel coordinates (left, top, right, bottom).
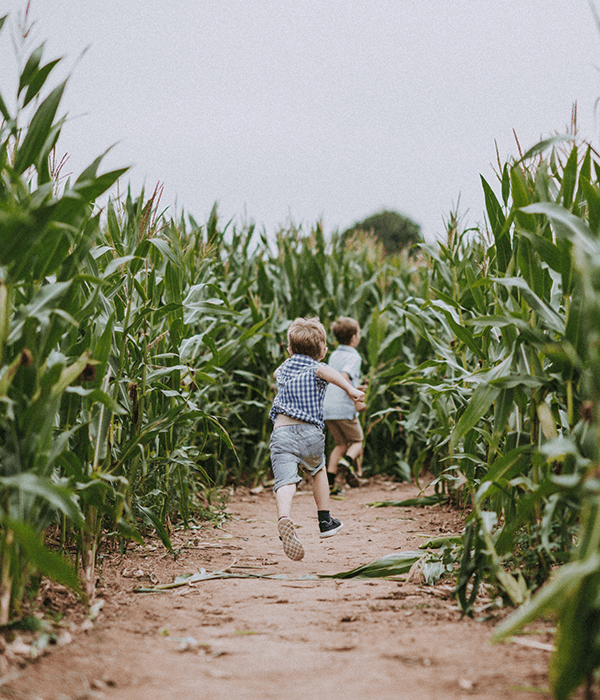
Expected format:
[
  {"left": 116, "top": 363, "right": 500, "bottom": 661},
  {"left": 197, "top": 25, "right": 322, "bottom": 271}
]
[{"left": 343, "top": 209, "right": 422, "bottom": 255}]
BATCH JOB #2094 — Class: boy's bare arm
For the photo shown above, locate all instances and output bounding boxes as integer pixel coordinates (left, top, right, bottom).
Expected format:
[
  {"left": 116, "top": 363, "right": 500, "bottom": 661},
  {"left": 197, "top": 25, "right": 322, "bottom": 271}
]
[{"left": 317, "top": 365, "right": 365, "bottom": 403}]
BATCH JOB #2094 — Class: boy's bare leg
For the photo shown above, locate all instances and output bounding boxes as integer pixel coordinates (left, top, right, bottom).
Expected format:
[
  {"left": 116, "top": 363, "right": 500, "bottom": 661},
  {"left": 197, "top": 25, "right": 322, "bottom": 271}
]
[
  {"left": 275, "top": 483, "right": 305, "bottom": 561},
  {"left": 327, "top": 443, "right": 347, "bottom": 475},
  {"left": 275, "top": 483, "right": 297, "bottom": 519},
  {"left": 346, "top": 441, "right": 363, "bottom": 476},
  {"left": 313, "top": 467, "right": 331, "bottom": 510}
]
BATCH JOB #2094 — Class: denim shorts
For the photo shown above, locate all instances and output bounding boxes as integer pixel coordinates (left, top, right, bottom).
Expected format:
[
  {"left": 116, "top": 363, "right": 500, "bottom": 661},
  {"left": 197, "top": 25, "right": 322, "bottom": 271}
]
[{"left": 269, "top": 423, "right": 325, "bottom": 492}]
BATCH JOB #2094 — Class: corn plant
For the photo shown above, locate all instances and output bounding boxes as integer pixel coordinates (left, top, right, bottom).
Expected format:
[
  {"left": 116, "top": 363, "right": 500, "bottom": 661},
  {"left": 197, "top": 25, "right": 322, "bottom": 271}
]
[
  {"left": 0, "top": 15, "right": 127, "bottom": 620},
  {"left": 0, "top": 12, "right": 239, "bottom": 618},
  {"left": 491, "top": 165, "right": 600, "bottom": 699},
  {"left": 380, "top": 133, "right": 600, "bottom": 620}
]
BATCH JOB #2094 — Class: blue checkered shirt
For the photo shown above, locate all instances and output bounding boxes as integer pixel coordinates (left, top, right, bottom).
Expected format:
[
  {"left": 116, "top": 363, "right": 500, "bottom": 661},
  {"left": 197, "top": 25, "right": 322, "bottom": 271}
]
[{"left": 269, "top": 354, "right": 329, "bottom": 429}]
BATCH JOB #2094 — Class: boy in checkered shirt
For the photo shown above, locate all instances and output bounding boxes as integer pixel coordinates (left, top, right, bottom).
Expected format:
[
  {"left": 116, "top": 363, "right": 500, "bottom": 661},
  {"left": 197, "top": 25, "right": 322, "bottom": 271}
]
[{"left": 269, "top": 317, "right": 365, "bottom": 561}]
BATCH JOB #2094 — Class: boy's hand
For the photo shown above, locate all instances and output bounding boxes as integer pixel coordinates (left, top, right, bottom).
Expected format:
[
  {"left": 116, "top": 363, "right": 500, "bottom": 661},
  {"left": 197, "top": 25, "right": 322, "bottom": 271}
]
[
  {"left": 348, "top": 387, "right": 365, "bottom": 403},
  {"left": 350, "top": 387, "right": 366, "bottom": 413}
]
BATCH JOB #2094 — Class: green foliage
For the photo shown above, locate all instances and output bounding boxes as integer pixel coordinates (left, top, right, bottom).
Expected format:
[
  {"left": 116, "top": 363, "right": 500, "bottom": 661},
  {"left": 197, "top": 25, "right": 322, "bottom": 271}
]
[
  {"left": 384, "top": 132, "right": 600, "bottom": 696},
  {"left": 487, "top": 142, "right": 600, "bottom": 698},
  {"left": 0, "top": 18, "right": 128, "bottom": 622},
  {"left": 0, "top": 17, "right": 242, "bottom": 621},
  {"left": 4, "top": 13, "right": 600, "bottom": 697},
  {"left": 343, "top": 209, "right": 422, "bottom": 256}
]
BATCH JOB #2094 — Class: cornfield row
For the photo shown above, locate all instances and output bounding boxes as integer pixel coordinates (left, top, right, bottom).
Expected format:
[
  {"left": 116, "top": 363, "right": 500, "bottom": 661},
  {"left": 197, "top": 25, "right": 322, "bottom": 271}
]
[{"left": 2, "top": 13, "right": 600, "bottom": 699}]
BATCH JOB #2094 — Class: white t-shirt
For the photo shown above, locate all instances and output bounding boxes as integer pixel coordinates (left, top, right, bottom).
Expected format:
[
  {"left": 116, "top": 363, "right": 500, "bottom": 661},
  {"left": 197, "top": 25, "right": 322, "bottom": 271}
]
[{"left": 322, "top": 345, "right": 362, "bottom": 421}]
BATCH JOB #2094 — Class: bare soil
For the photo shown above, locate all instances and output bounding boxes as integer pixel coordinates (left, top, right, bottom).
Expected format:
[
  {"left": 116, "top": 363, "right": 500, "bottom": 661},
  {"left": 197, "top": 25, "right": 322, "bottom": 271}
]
[{"left": 0, "top": 478, "right": 563, "bottom": 700}]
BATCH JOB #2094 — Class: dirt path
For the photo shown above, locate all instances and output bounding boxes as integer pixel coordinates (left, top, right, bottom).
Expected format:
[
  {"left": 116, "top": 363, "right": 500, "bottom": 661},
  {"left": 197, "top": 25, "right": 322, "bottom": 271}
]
[{"left": 1, "top": 479, "right": 557, "bottom": 700}]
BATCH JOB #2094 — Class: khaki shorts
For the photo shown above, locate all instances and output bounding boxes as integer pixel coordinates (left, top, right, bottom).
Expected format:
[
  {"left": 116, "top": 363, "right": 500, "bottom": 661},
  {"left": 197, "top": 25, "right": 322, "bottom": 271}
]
[{"left": 326, "top": 418, "right": 364, "bottom": 446}]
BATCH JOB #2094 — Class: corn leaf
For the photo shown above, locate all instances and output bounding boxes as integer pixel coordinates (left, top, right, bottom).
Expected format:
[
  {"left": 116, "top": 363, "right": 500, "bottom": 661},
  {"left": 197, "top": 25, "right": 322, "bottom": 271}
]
[
  {"left": 13, "top": 80, "right": 66, "bottom": 174},
  {"left": 367, "top": 495, "right": 448, "bottom": 508},
  {"left": 319, "top": 551, "right": 424, "bottom": 579},
  {"left": 7, "top": 519, "right": 83, "bottom": 597},
  {"left": 492, "top": 276, "right": 565, "bottom": 334},
  {"left": 18, "top": 43, "right": 45, "bottom": 95},
  {"left": 23, "top": 58, "right": 61, "bottom": 107},
  {"left": 516, "top": 134, "right": 574, "bottom": 164},
  {"left": 137, "top": 504, "right": 173, "bottom": 552},
  {"left": 492, "top": 553, "right": 600, "bottom": 644},
  {"left": 522, "top": 202, "right": 596, "bottom": 255},
  {"left": 0, "top": 473, "right": 83, "bottom": 524},
  {"left": 450, "top": 382, "right": 500, "bottom": 449}
]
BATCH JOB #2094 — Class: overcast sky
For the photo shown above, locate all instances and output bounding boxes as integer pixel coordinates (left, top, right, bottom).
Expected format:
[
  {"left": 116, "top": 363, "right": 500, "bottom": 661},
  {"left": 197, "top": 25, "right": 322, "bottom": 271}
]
[{"left": 2, "top": 1, "right": 600, "bottom": 243}]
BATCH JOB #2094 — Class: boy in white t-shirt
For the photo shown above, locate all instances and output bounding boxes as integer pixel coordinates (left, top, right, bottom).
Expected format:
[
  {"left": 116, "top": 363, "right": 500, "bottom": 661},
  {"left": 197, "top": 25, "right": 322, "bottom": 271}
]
[{"left": 322, "top": 317, "right": 366, "bottom": 495}]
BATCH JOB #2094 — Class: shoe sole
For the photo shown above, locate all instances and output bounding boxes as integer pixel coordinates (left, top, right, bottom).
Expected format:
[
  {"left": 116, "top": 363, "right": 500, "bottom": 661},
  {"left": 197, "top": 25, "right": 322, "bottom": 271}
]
[
  {"left": 346, "top": 473, "right": 360, "bottom": 488},
  {"left": 319, "top": 521, "right": 343, "bottom": 539},
  {"left": 278, "top": 517, "right": 305, "bottom": 560},
  {"left": 341, "top": 459, "right": 361, "bottom": 487}
]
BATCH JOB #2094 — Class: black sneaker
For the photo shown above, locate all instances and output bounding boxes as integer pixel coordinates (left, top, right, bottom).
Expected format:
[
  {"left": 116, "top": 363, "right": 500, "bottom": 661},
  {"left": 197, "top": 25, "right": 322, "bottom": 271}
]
[
  {"left": 330, "top": 484, "right": 345, "bottom": 497},
  {"left": 319, "top": 517, "right": 343, "bottom": 539},
  {"left": 341, "top": 457, "right": 361, "bottom": 488}
]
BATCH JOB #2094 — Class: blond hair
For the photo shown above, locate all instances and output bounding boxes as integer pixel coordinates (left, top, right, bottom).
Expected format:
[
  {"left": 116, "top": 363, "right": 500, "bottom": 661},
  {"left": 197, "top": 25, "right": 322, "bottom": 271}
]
[
  {"left": 287, "top": 317, "right": 327, "bottom": 360},
  {"left": 331, "top": 316, "right": 360, "bottom": 345}
]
